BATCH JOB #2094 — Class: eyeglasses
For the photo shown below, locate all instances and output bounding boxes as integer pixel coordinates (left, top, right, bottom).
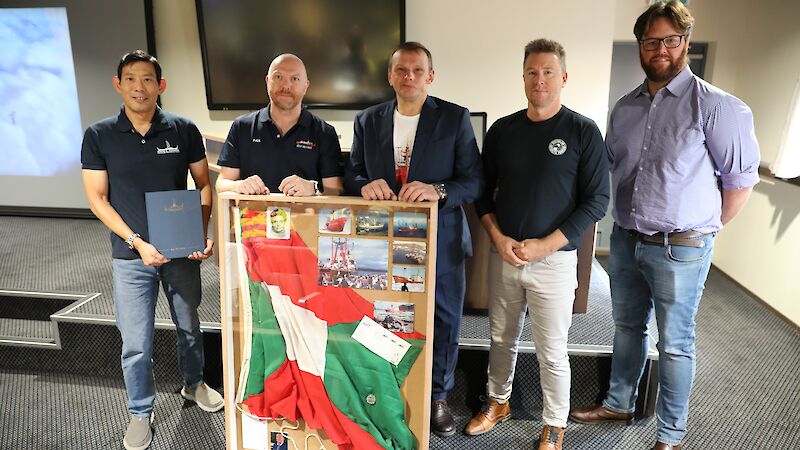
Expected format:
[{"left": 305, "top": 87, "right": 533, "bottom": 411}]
[{"left": 639, "top": 35, "right": 686, "bottom": 51}]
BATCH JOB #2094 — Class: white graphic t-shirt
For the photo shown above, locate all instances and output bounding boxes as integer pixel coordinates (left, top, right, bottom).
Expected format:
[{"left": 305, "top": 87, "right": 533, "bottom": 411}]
[{"left": 393, "top": 110, "right": 420, "bottom": 186}]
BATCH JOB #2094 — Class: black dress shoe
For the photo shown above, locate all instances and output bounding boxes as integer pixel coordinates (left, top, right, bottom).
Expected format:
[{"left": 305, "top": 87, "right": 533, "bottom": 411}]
[{"left": 431, "top": 400, "right": 456, "bottom": 437}]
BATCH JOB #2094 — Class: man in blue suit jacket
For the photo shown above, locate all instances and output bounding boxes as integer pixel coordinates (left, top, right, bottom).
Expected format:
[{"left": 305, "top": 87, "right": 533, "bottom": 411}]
[{"left": 345, "top": 41, "right": 483, "bottom": 437}]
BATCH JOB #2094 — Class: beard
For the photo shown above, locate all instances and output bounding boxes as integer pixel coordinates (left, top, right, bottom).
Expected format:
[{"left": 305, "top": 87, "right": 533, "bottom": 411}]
[
  {"left": 269, "top": 91, "right": 301, "bottom": 111},
  {"left": 640, "top": 47, "right": 687, "bottom": 84}
]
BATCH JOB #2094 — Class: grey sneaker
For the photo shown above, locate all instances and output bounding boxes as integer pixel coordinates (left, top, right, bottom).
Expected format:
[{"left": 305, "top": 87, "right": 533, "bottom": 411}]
[
  {"left": 181, "top": 383, "right": 224, "bottom": 412},
  {"left": 123, "top": 414, "right": 153, "bottom": 450}
]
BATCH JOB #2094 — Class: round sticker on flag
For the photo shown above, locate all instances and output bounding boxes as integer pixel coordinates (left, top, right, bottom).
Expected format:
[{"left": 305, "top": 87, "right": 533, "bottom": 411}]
[{"left": 548, "top": 139, "right": 567, "bottom": 156}]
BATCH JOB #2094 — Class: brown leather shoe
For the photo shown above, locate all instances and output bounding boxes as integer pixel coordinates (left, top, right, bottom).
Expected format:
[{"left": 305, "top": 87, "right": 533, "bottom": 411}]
[
  {"left": 538, "top": 425, "right": 565, "bottom": 450},
  {"left": 651, "top": 442, "right": 681, "bottom": 450},
  {"left": 431, "top": 400, "right": 456, "bottom": 437},
  {"left": 463, "top": 399, "right": 511, "bottom": 436},
  {"left": 568, "top": 404, "right": 633, "bottom": 424}
]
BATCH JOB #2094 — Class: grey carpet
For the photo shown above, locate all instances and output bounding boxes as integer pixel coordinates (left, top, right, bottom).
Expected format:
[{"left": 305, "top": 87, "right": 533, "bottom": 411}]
[{"left": 0, "top": 216, "right": 221, "bottom": 326}]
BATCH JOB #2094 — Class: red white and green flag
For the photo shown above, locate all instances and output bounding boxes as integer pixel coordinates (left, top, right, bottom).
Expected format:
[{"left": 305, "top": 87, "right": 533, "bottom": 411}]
[{"left": 235, "top": 208, "right": 425, "bottom": 450}]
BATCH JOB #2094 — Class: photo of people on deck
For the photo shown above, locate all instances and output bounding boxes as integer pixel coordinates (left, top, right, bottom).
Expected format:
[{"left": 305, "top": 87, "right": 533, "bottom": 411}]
[
  {"left": 317, "top": 237, "right": 388, "bottom": 290},
  {"left": 374, "top": 301, "right": 415, "bottom": 333},
  {"left": 392, "top": 212, "right": 427, "bottom": 238},
  {"left": 354, "top": 209, "right": 390, "bottom": 236},
  {"left": 392, "top": 241, "right": 427, "bottom": 266},
  {"left": 318, "top": 207, "right": 352, "bottom": 234},
  {"left": 391, "top": 266, "right": 425, "bottom": 293}
]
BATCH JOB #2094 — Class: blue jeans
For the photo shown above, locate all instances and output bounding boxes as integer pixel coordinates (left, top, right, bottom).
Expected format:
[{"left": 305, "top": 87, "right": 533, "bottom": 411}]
[
  {"left": 603, "top": 224, "right": 714, "bottom": 445},
  {"left": 112, "top": 258, "right": 205, "bottom": 417}
]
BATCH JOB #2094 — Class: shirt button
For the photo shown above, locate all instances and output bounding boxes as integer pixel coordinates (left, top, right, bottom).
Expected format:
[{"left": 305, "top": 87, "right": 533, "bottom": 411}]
[
  {"left": 643, "top": 146, "right": 647, "bottom": 150},
  {"left": 365, "top": 394, "right": 376, "bottom": 405},
  {"left": 276, "top": 134, "right": 280, "bottom": 138},
  {"left": 652, "top": 104, "right": 656, "bottom": 108},
  {"left": 647, "top": 125, "right": 651, "bottom": 129},
  {"left": 634, "top": 187, "right": 639, "bottom": 191},
  {"left": 632, "top": 207, "right": 636, "bottom": 212},
  {"left": 638, "top": 166, "right": 643, "bottom": 171},
  {"left": 141, "top": 139, "right": 146, "bottom": 144}
]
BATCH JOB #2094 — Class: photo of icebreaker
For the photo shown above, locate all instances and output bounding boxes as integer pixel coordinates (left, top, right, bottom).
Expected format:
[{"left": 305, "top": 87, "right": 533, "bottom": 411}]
[{"left": 0, "top": 8, "right": 82, "bottom": 176}]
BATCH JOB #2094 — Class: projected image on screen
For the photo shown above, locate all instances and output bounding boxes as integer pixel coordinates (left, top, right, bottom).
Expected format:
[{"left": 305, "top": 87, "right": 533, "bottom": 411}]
[{"left": 0, "top": 8, "right": 82, "bottom": 176}]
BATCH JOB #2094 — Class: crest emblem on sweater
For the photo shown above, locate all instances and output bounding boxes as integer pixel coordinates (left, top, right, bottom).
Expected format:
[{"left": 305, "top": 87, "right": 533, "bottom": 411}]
[{"left": 548, "top": 139, "right": 567, "bottom": 156}]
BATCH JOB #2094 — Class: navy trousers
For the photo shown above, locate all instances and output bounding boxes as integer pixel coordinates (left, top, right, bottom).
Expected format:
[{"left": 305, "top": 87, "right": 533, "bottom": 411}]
[{"left": 431, "top": 262, "right": 466, "bottom": 400}]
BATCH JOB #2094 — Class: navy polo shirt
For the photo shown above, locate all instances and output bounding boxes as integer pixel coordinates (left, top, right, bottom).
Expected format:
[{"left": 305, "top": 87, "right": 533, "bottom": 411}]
[
  {"left": 217, "top": 106, "right": 342, "bottom": 191},
  {"left": 81, "top": 106, "right": 207, "bottom": 259}
]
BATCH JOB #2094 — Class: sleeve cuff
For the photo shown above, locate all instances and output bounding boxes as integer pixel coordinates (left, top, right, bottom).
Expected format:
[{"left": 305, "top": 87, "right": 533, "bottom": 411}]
[{"left": 720, "top": 171, "right": 760, "bottom": 190}]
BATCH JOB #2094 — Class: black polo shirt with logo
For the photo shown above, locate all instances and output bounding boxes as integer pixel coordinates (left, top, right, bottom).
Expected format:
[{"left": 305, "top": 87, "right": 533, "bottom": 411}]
[
  {"left": 217, "top": 106, "right": 342, "bottom": 192},
  {"left": 81, "top": 106, "right": 207, "bottom": 259}
]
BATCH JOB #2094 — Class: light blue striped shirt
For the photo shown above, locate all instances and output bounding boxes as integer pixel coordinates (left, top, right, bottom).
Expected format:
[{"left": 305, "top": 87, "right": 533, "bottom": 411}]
[{"left": 607, "top": 66, "right": 760, "bottom": 234}]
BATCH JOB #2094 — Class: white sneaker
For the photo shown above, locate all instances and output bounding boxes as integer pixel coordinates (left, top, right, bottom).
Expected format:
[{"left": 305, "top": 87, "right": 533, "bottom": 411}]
[
  {"left": 181, "top": 383, "right": 224, "bottom": 412},
  {"left": 123, "top": 414, "right": 153, "bottom": 450}
]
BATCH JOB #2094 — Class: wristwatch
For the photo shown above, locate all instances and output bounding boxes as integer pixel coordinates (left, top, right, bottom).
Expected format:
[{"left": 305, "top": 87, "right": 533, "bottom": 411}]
[
  {"left": 125, "top": 232, "right": 141, "bottom": 249},
  {"left": 432, "top": 183, "right": 448, "bottom": 202},
  {"left": 311, "top": 180, "right": 321, "bottom": 196}
]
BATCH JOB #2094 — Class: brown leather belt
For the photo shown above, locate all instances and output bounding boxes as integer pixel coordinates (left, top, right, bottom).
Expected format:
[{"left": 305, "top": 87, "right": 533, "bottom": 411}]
[{"left": 627, "top": 229, "right": 708, "bottom": 248}]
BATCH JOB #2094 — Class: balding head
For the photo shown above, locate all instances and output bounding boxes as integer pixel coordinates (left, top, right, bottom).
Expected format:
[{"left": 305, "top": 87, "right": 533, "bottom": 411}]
[
  {"left": 266, "top": 53, "right": 309, "bottom": 113},
  {"left": 268, "top": 53, "right": 307, "bottom": 76}
]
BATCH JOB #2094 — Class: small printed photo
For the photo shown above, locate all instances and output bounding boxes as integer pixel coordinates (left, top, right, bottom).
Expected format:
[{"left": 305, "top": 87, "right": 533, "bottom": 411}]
[
  {"left": 392, "top": 241, "right": 427, "bottom": 266},
  {"left": 319, "top": 207, "right": 352, "bottom": 234},
  {"left": 318, "top": 237, "right": 388, "bottom": 290},
  {"left": 393, "top": 212, "right": 427, "bottom": 238},
  {"left": 354, "top": 209, "right": 390, "bottom": 236},
  {"left": 391, "top": 266, "right": 425, "bottom": 293},
  {"left": 266, "top": 207, "right": 290, "bottom": 240},
  {"left": 374, "top": 301, "right": 415, "bottom": 333},
  {"left": 239, "top": 208, "right": 267, "bottom": 240},
  {"left": 270, "top": 431, "right": 288, "bottom": 450}
]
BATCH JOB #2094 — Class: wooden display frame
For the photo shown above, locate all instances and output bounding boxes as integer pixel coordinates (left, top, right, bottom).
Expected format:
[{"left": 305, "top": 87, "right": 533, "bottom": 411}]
[{"left": 217, "top": 192, "right": 438, "bottom": 450}]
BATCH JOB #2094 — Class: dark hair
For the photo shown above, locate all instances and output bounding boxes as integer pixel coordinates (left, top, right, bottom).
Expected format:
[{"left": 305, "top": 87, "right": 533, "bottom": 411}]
[
  {"left": 633, "top": 1, "right": 694, "bottom": 41},
  {"left": 523, "top": 39, "right": 566, "bottom": 72},
  {"left": 390, "top": 41, "right": 433, "bottom": 70},
  {"left": 116, "top": 50, "right": 162, "bottom": 81}
]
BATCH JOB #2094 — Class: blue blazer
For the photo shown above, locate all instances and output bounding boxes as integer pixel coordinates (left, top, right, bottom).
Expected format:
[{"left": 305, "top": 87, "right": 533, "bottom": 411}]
[{"left": 346, "top": 96, "right": 483, "bottom": 274}]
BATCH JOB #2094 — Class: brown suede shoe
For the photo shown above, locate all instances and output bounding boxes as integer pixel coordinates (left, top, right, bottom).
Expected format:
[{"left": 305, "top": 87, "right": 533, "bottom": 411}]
[
  {"left": 463, "top": 399, "right": 511, "bottom": 436},
  {"left": 538, "top": 425, "right": 565, "bottom": 450},
  {"left": 568, "top": 404, "right": 634, "bottom": 424},
  {"left": 431, "top": 400, "right": 456, "bottom": 437},
  {"left": 651, "top": 442, "right": 681, "bottom": 450}
]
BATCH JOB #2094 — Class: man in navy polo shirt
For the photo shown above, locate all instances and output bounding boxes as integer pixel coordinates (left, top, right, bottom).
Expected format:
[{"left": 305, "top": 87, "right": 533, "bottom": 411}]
[
  {"left": 81, "top": 50, "right": 222, "bottom": 450},
  {"left": 216, "top": 53, "right": 343, "bottom": 196}
]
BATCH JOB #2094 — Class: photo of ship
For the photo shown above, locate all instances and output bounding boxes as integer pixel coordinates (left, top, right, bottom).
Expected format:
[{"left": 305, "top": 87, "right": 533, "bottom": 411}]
[
  {"left": 393, "top": 212, "right": 427, "bottom": 238},
  {"left": 391, "top": 266, "right": 425, "bottom": 293},
  {"left": 354, "top": 209, "right": 390, "bottom": 236},
  {"left": 374, "top": 301, "right": 415, "bottom": 333},
  {"left": 317, "top": 237, "right": 388, "bottom": 290},
  {"left": 318, "top": 207, "right": 352, "bottom": 234},
  {"left": 392, "top": 241, "right": 427, "bottom": 266}
]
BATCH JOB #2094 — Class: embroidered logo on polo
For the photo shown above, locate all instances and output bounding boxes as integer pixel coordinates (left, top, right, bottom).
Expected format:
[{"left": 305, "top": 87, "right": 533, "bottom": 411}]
[
  {"left": 156, "top": 141, "right": 180, "bottom": 154},
  {"left": 548, "top": 139, "right": 567, "bottom": 156},
  {"left": 296, "top": 140, "right": 317, "bottom": 150}
]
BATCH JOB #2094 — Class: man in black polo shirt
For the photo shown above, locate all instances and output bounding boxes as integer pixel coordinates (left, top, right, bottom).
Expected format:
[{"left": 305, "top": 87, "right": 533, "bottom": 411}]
[
  {"left": 216, "top": 53, "right": 343, "bottom": 196},
  {"left": 81, "top": 50, "right": 222, "bottom": 450},
  {"left": 467, "top": 39, "right": 609, "bottom": 450}
]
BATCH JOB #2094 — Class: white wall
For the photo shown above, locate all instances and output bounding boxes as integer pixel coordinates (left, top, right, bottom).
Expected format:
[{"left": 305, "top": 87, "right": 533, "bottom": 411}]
[{"left": 153, "top": 0, "right": 615, "bottom": 141}]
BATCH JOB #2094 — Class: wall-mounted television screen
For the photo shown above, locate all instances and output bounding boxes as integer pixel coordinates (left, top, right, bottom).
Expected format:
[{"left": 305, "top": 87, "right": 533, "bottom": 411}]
[{"left": 195, "top": 0, "right": 404, "bottom": 110}]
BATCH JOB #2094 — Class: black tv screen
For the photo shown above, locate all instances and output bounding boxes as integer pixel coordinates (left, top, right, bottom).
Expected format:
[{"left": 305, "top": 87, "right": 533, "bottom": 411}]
[{"left": 195, "top": 0, "right": 404, "bottom": 110}]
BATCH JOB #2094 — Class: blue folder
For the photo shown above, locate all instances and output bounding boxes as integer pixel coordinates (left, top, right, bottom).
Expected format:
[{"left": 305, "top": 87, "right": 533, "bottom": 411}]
[{"left": 145, "top": 189, "right": 204, "bottom": 259}]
